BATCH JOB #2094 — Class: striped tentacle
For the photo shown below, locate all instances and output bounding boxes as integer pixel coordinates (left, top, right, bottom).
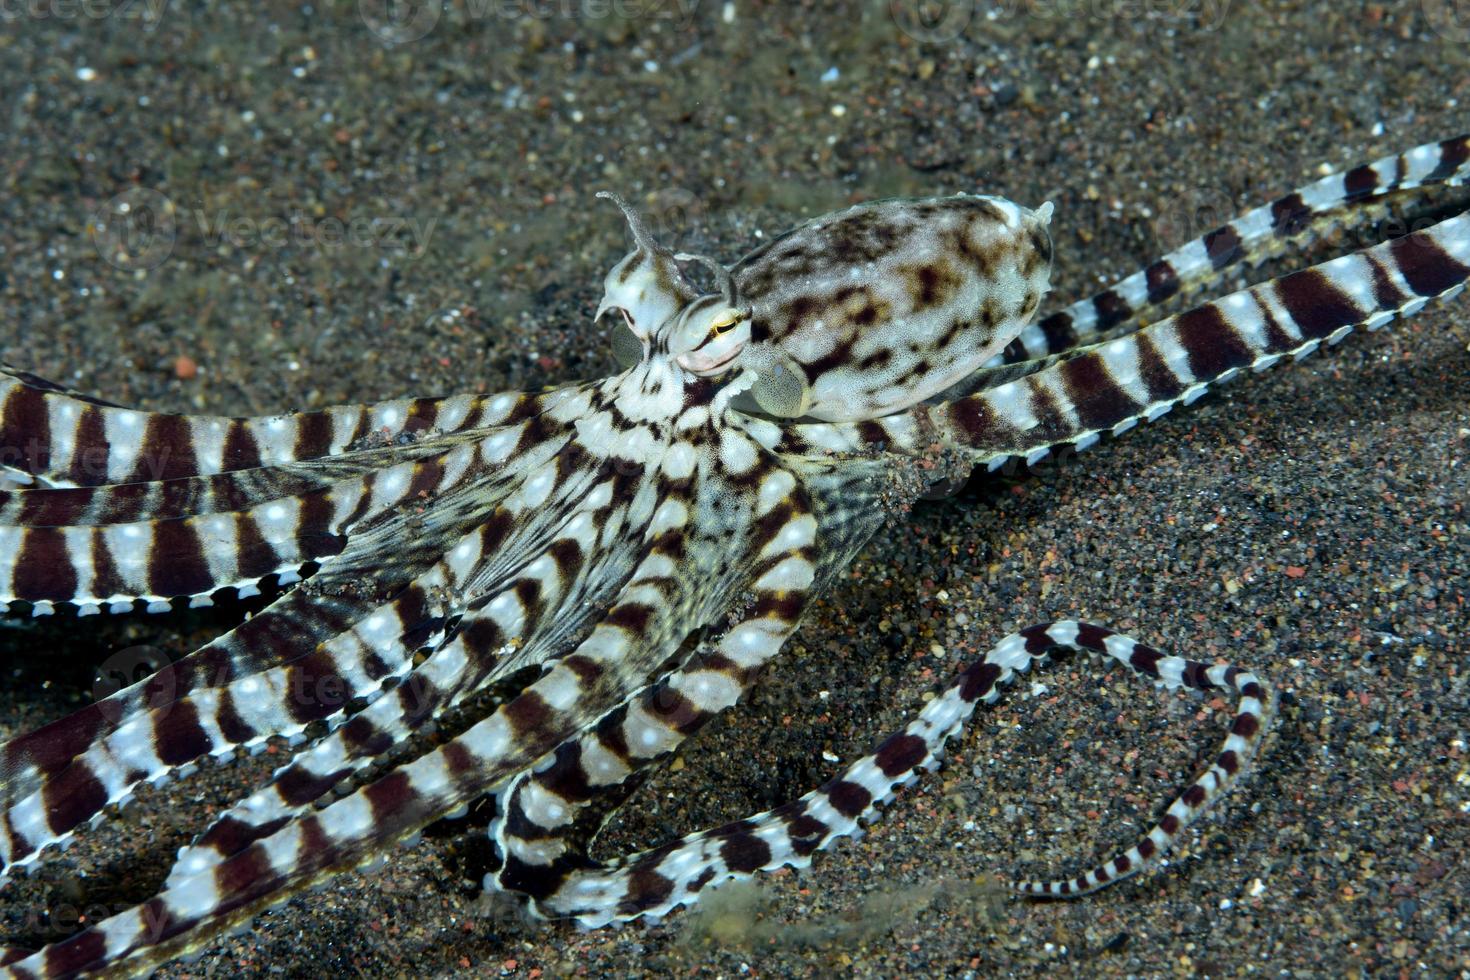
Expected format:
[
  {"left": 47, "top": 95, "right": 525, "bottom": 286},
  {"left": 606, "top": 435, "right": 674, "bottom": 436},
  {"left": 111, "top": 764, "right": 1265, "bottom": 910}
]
[
  {"left": 769, "top": 209, "right": 1470, "bottom": 474},
  {"left": 0, "top": 362, "right": 581, "bottom": 489},
  {"left": 0, "top": 585, "right": 392, "bottom": 809},
  {"left": 485, "top": 455, "right": 894, "bottom": 908},
  {"left": 0, "top": 505, "right": 748, "bottom": 973},
  {"left": 998, "top": 133, "right": 1470, "bottom": 366},
  {"left": 0, "top": 430, "right": 483, "bottom": 530},
  {"left": 0, "top": 435, "right": 495, "bottom": 616},
  {"left": 490, "top": 462, "right": 820, "bottom": 909},
  {"left": 523, "top": 620, "right": 1268, "bottom": 926},
  {"left": 1006, "top": 625, "right": 1271, "bottom": 896},
  {"left": 0, "top": 547, "right": 460, "bottom": 879},
  {"left": 0, "top": 426, "right": 813, "bottom": 977},
  {"left": 0, "top": 413, "right": 606, "bottom": 876},
  {"left": 156, "top": 381, "right": 758, "bottom": 888},
  {"left": 0, "top": 437, "right": 489, "bottom": 621},
  {"left": 0, "top": 380, "right": 592, "bottom": 618},
  {"left": 0, "top": 412, "right": 582, "bottom": 807},
  {"left": 0, "top": 483, "right": 336, "bottom": 616},
  {"left": 163, "top": 460, "right": 654, "bottom": 886}
]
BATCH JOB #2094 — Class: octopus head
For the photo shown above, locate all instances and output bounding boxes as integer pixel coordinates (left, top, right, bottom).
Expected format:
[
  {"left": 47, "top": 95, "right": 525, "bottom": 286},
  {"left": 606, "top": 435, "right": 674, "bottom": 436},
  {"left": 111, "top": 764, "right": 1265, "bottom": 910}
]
[
  {"left": 595, "top": 191, "right": 699, "bottom": 367},
  {"left": 658, "top": 253, "right": 752, "bottom": 379}
]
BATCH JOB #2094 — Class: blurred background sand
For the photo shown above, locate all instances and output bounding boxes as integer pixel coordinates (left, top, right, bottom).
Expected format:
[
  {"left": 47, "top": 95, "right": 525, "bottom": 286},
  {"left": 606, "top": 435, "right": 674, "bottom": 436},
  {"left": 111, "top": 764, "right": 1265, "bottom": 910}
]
[{"left": 1, "top": 1, "right": 1467, "bottom": 975}]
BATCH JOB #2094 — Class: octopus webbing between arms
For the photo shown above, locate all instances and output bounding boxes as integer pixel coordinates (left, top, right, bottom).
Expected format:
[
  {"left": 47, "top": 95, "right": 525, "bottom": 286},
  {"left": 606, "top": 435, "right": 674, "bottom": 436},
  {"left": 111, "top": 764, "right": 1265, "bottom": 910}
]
[{"left": 0, "top": 134, "right": 1466, "bottom": 977}]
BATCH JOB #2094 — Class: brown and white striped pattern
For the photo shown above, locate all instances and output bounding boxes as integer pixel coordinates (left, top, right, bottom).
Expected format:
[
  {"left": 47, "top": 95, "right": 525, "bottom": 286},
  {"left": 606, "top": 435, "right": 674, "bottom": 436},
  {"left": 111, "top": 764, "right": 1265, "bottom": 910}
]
[
  {"left": 0, "top": 546, "right": 448, "bottom": 877},
  {"left": 163, "top": 454, "right": 653, "bottom": 886},
  {"left": 767, "top": 206, "right": 1470, "bottom": 476},
  {"left": 520, "top": 621, "right": 1269, "bottom": 925},
  {"left": 490, "top": 465, "right": 818, "bottom": 907},
  {"left": 0, "top": 367, "right": 576, "bottom": 490},
  {"left": 1, "top": 386, "right": 820, "bottom": 978},
  {"left": 0, "top": 136, "right": 1465, "bottom": 978},
  {"left": 0, "top": 451, "right": 441, "bottom": 614},
  {"left": 1000, "top": 134, "right": 1470, "bottom": 365},
  {"left": 0, "top": 383, "right": 592, "bottom": 618},
  {"left": 0, "top": 416, "right": 599, "bottom": 872}
]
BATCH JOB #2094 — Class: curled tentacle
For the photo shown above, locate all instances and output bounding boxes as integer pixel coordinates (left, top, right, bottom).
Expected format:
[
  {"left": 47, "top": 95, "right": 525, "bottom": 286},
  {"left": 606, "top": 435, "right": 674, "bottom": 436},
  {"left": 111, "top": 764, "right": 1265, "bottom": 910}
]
[{"left": 530, "top": 621, "right": 1270, "bottom": 925}]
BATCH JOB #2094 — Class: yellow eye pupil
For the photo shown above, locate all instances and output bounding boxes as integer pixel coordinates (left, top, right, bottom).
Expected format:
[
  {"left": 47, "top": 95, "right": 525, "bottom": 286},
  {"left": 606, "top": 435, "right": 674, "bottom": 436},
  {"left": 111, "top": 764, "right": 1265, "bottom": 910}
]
[{"left": 708, "top": 313, "right": 739, "bottom": 337}]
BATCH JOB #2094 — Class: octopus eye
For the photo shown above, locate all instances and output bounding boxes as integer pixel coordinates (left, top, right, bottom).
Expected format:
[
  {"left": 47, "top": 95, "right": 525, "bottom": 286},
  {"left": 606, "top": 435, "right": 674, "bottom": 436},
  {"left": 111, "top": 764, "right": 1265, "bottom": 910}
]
[{"left": 707, "top": 311, "right": 741, "bottom": 338}]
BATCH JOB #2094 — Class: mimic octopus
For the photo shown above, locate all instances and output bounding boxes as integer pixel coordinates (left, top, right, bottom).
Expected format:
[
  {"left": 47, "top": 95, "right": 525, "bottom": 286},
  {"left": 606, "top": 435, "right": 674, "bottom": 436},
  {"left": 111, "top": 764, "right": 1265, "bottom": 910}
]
[{"left": 0, "top": 135, "right": 1466, "bottom": 977}]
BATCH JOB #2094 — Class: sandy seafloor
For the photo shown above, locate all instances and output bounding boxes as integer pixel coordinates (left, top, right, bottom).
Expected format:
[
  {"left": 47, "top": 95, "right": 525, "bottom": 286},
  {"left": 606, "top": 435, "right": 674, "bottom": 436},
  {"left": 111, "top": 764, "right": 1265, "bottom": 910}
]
[{"left": 1, "top": 1, "right": 1468, "bottom": 977}]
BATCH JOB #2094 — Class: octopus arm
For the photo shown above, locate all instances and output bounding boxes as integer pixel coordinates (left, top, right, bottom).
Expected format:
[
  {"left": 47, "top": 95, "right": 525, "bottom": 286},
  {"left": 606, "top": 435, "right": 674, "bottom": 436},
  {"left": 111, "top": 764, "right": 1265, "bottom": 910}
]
[
  {"left": 164, "top": 462, "right": 661, "bottom": 885},
  {"left": 0, "top": 363, "right": 577, "bottom": 490},
  {"left": 928, "top": 210, "right": 1470, "bottom": 467},
  {"left": 4, "top": 520, "right": 754, "bottom": 972},
  {"left": 473, "top": 463, "right": 1274, "bottom": 927},
  {"left": 0, "top": 420, "right": 505, "bottom": 531},
  {"left": 0, "top": 419, "right": 602, "bottom": 869},
  {"left": 0, "top": 414, "right": 624, "bottom": 888},
  {"left": 0, "top": 530, "right": 466, "bottom": 877},
  {"left": 2, "top": 432, "right": 826, "bottom": 975},
  {"left": 475, "top": 462, "right": 948, "bottom": 921},
  {"left": 0, "top": 432, "right": 506, "bottom": 615},
  {"left": 781, "top": 209, "right": 1470, "bottom": 479},
  {"left": 992, "top": 132, "right": 1470, "bottom": 369},
  {"left": 526, "top": 620, "right": 1270, "bottom": 925}
]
